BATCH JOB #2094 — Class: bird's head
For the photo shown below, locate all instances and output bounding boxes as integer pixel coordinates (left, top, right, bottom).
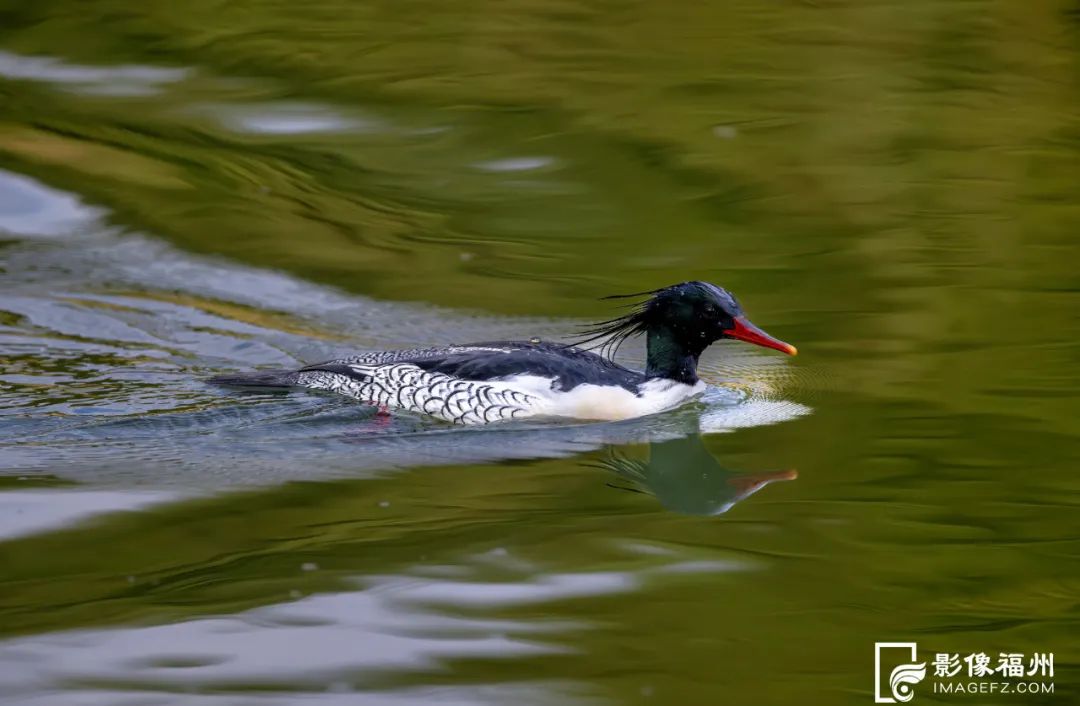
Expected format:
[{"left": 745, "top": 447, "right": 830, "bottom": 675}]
[{"left": 580, "top": 280, "right": 796, "bottom": 357}]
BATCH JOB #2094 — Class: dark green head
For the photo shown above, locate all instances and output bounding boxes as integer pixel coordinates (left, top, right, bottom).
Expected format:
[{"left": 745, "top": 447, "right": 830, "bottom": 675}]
[{"left": 579, "top": 281, "right": 796, "bottom": 383}]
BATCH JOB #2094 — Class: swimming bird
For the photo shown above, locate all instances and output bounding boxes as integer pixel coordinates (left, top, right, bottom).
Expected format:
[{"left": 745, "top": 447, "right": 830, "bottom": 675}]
[{"left": 209, "top": 281, "right": 797, "bottom": 425}]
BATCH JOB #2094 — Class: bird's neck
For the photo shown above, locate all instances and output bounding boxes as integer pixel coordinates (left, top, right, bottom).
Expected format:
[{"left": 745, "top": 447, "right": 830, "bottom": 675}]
[{"left": 645, "top": 327, "right": 703, "bottom": 385}]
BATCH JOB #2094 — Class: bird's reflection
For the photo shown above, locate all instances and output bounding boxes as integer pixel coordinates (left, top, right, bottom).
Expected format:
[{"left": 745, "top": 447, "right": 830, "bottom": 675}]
[{"left": 592, "top": 433, "right": 797, "bottom": 516}]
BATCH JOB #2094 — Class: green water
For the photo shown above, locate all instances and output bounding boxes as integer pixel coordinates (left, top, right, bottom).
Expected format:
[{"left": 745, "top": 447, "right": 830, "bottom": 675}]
[{"left": 0, "top": 0, "right": 1078, "bottom": 703}]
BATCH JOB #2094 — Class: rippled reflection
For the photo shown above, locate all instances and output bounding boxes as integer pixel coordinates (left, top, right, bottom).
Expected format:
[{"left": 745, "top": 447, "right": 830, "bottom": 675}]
[
  {"left": 595, "top": 434, "right": 797, "bottom": 516},
  {"left": 0, "top": 463, "right": 761, "bottom": 706},
  {"left": 0, "top": 49, "right": 188, "bottom": 95}
]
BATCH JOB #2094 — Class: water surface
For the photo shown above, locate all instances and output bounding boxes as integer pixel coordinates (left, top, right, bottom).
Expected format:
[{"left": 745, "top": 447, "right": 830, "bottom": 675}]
[{"left": 0, "top": 1, "right": 1078, "bottom": 704}]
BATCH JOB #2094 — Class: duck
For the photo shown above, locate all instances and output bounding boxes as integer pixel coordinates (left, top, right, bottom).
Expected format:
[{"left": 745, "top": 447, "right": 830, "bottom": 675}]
[{"left": 209, "top": 281, "right": 797, "bottom": 425}]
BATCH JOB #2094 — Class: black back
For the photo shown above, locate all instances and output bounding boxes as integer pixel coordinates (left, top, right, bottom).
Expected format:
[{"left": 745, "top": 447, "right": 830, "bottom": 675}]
[{"left": 408, "top": 341, "right": 648, "bottom": 393}]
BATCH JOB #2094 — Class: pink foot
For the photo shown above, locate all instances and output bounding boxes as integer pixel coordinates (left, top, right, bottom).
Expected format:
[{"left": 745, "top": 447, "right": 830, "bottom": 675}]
[{"left": 368, "top": 404, "right": 392, "bottom": 428}]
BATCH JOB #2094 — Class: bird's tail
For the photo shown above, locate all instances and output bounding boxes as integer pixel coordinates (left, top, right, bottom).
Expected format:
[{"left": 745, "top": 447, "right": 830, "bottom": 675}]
[{"left": 207, "top": 369, "right": 301, "bottom": 389}]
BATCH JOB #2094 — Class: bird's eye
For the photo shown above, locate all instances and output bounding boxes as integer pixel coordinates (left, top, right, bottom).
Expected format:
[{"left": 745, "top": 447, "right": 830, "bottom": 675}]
[{"left": 703, "top": 304, "right": 717, "bottom": 315}]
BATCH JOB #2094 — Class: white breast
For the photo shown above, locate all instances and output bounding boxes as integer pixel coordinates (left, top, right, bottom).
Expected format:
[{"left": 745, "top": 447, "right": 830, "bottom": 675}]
[{"left": 501, "top": 375, "right": 706, "bottom": 421}]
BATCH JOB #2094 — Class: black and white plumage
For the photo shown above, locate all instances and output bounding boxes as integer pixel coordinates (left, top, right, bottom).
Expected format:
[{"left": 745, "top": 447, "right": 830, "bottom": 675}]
[
  {"left": 209, "top": 281, "right": 797, "bottom": 425},
  {"left": 298, "top": 345, "right": 547, "bottom": 425}
]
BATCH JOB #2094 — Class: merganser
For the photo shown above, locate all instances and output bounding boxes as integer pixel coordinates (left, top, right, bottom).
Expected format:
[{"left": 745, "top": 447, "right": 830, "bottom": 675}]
[{"left": 209, "top": 281, "right": 797, "bottom": 425}]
